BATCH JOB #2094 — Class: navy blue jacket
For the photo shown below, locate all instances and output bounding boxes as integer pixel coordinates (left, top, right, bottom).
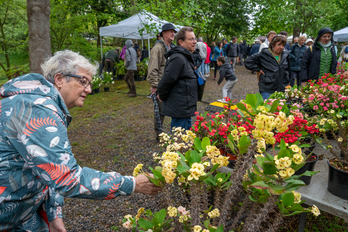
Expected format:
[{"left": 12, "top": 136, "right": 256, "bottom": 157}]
[
  {"left": 250, "top": 44, "right": 260, "bottom": 56},
  {"left": 289, "top": 43, "right": 307, "bottom": 72}
]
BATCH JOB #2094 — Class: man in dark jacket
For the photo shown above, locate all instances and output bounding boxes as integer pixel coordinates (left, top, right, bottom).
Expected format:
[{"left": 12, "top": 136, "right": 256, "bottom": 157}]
[
  {"left": 104, "top": 49, "right": 119, "bottom": 76},
  {"left": 158, "top": 27, "right": 198, "bottom": 131},
  {"left": 289, "top": 35, "right": 306, "bottom": 87},
  {"left": 300, "top": 27, "right": 337, "bottom": 83},
  {"left": 217, "top": 56, "right": 238, "bottom": 103},
  {"left": 225, "top": 36, "right": 240, "bottom": 71},
  {"left": 239, "top": 41, "right": 245, "bottom": 65},
  {"left": 250, "top": 41, "right": 260, "bottom": 56},
  {"left": 245, "top": 36, "right": 290, "bottom": 100}
]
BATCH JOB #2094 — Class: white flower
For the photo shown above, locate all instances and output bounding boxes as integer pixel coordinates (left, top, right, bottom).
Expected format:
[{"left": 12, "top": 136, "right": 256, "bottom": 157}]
[
  {"left": 17, "top": 133, "right": 29, "bottom": 145},
  {"left": 59, "top": 153, "right": 70, "bottom": 165}
]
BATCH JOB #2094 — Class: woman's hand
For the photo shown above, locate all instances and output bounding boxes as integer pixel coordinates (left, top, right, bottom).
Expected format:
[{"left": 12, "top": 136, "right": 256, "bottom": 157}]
[
  {"left": 49, "top": 218, "right": 66, "bottom": 232},
  {"left": 259, "top": 69, "right": 265, "bottom": 75},
  {"left": 134, "top": 174, "right": 162, "bottom": 195}
]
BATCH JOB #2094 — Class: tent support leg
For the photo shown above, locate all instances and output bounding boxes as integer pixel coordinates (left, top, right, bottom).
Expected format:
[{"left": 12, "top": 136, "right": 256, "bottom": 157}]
[
  {"left": 148, "top": 37, "right": 150, "bottom": 58},
  {"left": 100, "top": 36, "right": 103, "bottom": 60}
]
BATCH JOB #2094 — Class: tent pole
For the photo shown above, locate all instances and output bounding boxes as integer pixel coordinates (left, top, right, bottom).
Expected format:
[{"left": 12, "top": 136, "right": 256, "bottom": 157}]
[
  {"left": 148, "top": 37, "right": 150, "bottom": 58},
  {"left": 142, "top": 39, "right": 143, "bottom": 49},
  {"left": 100, "top": 36, "right": 103, "bottom": 60}
]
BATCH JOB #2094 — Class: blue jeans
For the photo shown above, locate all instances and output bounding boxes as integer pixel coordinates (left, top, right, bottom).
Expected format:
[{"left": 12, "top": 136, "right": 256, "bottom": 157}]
[
  {"left": 198, "top": 59, "right": 205, "bottom": 75},
  {"left": 290, "top": 71, "right": 301, "bottom": 87},
  {"left": 260, "top": 91, "right": 273, "bottom": 100},
  {"left": 204, "top": 63, "right": 210, "bottom": 74},
  {"left": 171, "top": 117, "right": 192, "bottom": 131}
]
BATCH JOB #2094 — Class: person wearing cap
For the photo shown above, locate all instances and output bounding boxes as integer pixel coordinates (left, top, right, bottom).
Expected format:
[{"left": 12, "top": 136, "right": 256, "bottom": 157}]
[
  {"left": 305, "top": 38, "right": 314, "bottom": 48},
  {"left": 225, "top": 36, "right": 240, "bottom": 71},
  {"left": 195, "top": 37, "right": 207, "bottom": 77},
  {"left": 147, "top": 23, "right": 176, "bottom": 142},
  {"left": 301, "top": 27, "right": 337, "bottom": 83},
  {"left": 158, "top": 27, "right": 198, "bottom": 131}
]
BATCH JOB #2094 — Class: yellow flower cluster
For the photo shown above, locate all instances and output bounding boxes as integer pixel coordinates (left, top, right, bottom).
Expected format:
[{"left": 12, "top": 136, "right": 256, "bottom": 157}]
[
  {"left": 257, "top": 138, "right": 266, "bottom": 153},
  {"left": 123, "top": 214, "right": 133, "bottom": 229},
  {"left": 167, "top": 206, "right": 177, "bottom": 217},
  {"left": 311, "top": 205, "right": 320, "bottom": 216},
  {"left": 159, "top": 129, "right": 196, "bottom": 151},
  {"left": 159, "top": 152, "right": 180, "bottom": 183},
  {"left": 188, "top": 163, "right": 206, "bottom": 181},
  {"left": 133, "top": 164, "right": 143, "bottom": 177},
  {"left": 206, "top": 145, "right": 229, "bottom": 167},
  {"left": 289, "top": 145, "right": 304, "bottom": 165},
  {"left": 193, "top": 225, "right": 202, "bottom": 232},
  {"left": 257, "top": 105, "right": 269, "bottom": 113},
  {"left": 274, "top": 156, "right": 295, "bottom": 178},
  {"left": 179, "top": 214, "right": 190, "bottom": 223},
  {"left": 135, "top": 207, "right": 145, "bottom": 220},
  {"left": 292, "top": 191, "right": 302, "bottom": 203},
  {"left": 208, "top": 208, "right": 220, "bottom": 218}
]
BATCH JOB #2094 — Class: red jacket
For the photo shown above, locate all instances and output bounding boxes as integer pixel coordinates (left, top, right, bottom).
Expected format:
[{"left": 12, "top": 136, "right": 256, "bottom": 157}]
[{"left": 204, "top": 42, "right": 211, "bottom": 63}]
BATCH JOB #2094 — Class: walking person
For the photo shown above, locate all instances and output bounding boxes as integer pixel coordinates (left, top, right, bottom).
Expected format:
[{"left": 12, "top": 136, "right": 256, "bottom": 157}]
[
  {"left": 211, "top": 41, "right": 224, "bottom": 80},
  {"left": 216, "top": 56, "right": 238, "bottom": 103},
  {"left": 225, "top": 36, "right": 240, "bottom": 71},
  {"left": 289, "top": 35, "right": 306, "bottom": 87},
  {"left": 210, "top": 42, "right": 216, "bottom": 69},
  {"left": 158, "top": 27, "right": 198, "bottom": 131},
  {"left": 239, "top": 41, "right": 245, "bottom": 65},
  {"left": 147, "top": 23, "right": 176, "bottom": 142},
  {"left": 301, "top": 27, "right": 337, "bottom": 83},
  {"left": 195, "top": 37, "right": 207, "bottom": 77},
  {"left": 124, "top": 40, "right": 138, "bottom": 97},
  {"left": 244, "top": 35, "right": 290, "bottom": 100},
  {"left": 204, "top": 41, "right": 211, "bottom": 78}
]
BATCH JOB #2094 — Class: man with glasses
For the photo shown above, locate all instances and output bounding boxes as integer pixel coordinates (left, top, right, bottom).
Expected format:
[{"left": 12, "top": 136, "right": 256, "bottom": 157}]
[
  {"left": 158, "top": 27, "right": 198, "bottom": 131},
  {"left": 147, "top": 23, "right": 176, "bottom": 142}
]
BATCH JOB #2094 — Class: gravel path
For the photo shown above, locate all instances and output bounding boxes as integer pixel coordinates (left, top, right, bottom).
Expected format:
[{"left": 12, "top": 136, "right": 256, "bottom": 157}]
[{"left": 64, "top": 64, "right": 259, "bottom": 231}]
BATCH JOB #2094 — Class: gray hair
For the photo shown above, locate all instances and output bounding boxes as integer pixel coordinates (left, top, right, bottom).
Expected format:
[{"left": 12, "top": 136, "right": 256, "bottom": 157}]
[{"left": 41, "top": 50, "right": 98, "bottom": 84}]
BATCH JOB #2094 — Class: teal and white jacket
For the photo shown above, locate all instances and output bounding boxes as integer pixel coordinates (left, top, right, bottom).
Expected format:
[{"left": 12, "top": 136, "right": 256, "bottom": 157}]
[{"left": 0, "top": 73, "right": 135, "bottom": 231}]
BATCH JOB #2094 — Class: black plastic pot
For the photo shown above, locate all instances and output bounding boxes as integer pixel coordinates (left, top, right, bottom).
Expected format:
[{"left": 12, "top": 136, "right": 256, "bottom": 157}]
[
  {"left": 94, "top": 88, "right": 100, "bottom": 93},
  {"left": 294, "top": 153, "right": 318, "bottom": 185},
  {"left": 117, "top": 74, "right": 125, "bottom": 80},
  {"left": 104, "top": 87, "right": 110, "bottom": 92},
  {"left": 90, "top": 90, "right": 95, "bottom": 95},
  {"left": 327, "top": 158, "right": 348, "bottom": 199}
]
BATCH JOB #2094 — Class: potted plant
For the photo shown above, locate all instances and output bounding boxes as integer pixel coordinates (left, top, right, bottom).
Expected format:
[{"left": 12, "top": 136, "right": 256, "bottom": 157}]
[
  {"left": 91, "top": 75, "right": 102, "bottom": 94},
  {"left": 116, "top": 60, "right": 127, "bottom": 80},
  {"left": 102, "top": 71, "right": 114, "bottom": 92},
  {"left": 135, "top": 61, "right": 148, "bottom": 81}
]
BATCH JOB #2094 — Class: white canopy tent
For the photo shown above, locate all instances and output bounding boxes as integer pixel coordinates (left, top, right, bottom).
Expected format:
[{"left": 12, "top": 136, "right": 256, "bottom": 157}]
[
  {"left": 287, "top": 33, "right": 309, "bottom": 43},
  {"left": 99, "top": 10, "right": 184, "bottom": 58},
  {"left": 333, "top": 27, "right": 348, "bottom": 42}
]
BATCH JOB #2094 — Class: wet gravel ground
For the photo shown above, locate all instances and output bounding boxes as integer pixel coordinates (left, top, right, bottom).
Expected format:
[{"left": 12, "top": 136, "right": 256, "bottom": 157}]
[{"left": 64, "top": 64, "right": 259, "bottom": 231}]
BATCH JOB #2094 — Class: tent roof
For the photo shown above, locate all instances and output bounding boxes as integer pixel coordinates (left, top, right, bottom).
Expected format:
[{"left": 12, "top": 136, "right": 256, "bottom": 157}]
[
  {"left": 100, "top": 11, "right": 184, "bottom": 39},
  {"left": 333, "top": 27, "right": 348, "bottom": 42}
]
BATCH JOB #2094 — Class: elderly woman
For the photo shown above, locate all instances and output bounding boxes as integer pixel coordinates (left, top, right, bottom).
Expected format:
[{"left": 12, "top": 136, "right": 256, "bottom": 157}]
[
  {"left": 244, "top": 35, "right": 290, "bottom": 100},
  {"left": 301, "top": 27, "right": 337, "bottom": 83},
  {"left": 289, "top": 35, "right": 307, "bottom": 87},
  {"left": 0, "top": 50, "right": 161, "bottom": 231}
]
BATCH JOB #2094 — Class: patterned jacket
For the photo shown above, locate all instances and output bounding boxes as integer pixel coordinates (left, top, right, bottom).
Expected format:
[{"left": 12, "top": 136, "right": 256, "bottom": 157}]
[{"left": 0, "top": 73, "right": 134, "bottom": 231}]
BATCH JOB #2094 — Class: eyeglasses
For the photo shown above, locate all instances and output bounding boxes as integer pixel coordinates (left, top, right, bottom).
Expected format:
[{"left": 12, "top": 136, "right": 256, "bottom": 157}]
[
  {"left": 65, "top": 73, "right": 92, "bottom": 89},
  {"left": 186, "top": 38, "right": 196, "bottom": 42}
]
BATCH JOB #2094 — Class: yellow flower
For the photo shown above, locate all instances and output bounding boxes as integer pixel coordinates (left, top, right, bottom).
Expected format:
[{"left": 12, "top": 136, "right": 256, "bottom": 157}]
[
  {"left": 279, "top": 170, "right": 287, "bottom": 177},
  {"left": 135, "top": 207, "right": 145, "bottom": 220},
  {"left": 292, "top": 191, "right": 302, "bottom": 203},
  {"left": 167, "top": 206, "right": 177, "bottom": 217},
  {"left": 276, "top": 163, "right": 285, "bottom": 170},
  {"left": 293, "top": 153, "right": 304, "bottom": 164},
  {"left": 203, "top": 162, "right": 210, "bottom": 167},
  {"left": 338, "top": 137, "right": 343, "bottom": 142},
  {"left": 283, "top": 159, "right": 292, "bottom": 168},
  {"left": 218, "top": 178, "right": 223, "bottom": 182},
  {"left": 193, "top": 225, "right": 202, "bottom": 232},
  {"left": 311, "top": 205, "right": 320, "bottom": 216},
  {"left": 289, "top": 145, "right": 300, "bottom": 153},
  {"left": 203, "top": 230, "right": 209, "bottom": 232},
  {"left": 133, "top": 164, "right": 143, "bottom": 177},
  {"left": 286, "top": 167, "right": 295, "bottom": 177}
]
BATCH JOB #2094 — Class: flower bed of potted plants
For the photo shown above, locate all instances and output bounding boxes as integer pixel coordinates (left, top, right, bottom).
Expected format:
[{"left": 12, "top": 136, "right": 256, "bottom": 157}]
[
  {"left": 116, "top": 60, "right": 127, "bottom": 80},
  {"left": 91, "top": 75, "right": 102, "bottom": 94},
  {"left": 121, "top": 93, "right": 320, "bottom": 231}
]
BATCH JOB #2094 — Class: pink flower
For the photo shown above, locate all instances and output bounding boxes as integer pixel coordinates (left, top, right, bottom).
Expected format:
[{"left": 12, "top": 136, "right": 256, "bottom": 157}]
[
  {"left": 313, "top": 105, "right": 319, "bottom": 110},
  {"left": 320, "top": 103, "right": 324, "bottom": 106},
  {"left": 323, "top": 107, "right": 328, "bottom": 111}
]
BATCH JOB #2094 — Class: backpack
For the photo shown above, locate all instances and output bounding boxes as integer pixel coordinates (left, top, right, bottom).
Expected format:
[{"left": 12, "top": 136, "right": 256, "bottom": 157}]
[
  {"left": 137, "top": 48, "right": 142, "bottom": 57},
  {"left": 345, "top": 46, "right": 348, "bottom": 53}
]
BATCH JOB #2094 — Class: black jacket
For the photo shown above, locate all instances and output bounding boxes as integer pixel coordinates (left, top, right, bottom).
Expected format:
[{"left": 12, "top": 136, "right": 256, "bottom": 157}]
[
  {"left": 300, "top": 27, "right": 337, "bottom": 82},
  {"left": 226, "top": 43, "right": 240, "bottom": 57},
  {"left": 158, "top": 46, "right": 198, "bottom": 118},
  {"left": 140, "top": 49, "right": 149, "bottom": 61},
  {"left": 105, "top": 50, "right": 119, "bottom": 63},
  {"left": 218, "top": 63, "right": 237, "bottom": 84},
  {"left": 289, "top": 43, "right": 307, "bottom": 71},
  {"left": 192, "top": 49, "right": 203, "bottom": 68},
  {"left": 245, "top": 48, "right": 290, "bottom": 93},
  {"left": 239, "top": 43, "right": 245, "bottom": 54}
]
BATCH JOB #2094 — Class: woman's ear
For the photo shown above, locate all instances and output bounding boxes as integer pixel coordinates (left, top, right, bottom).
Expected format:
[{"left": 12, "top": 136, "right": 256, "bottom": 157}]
[{"left": 54, "top": 73, "right": 64, "bottom": 88}]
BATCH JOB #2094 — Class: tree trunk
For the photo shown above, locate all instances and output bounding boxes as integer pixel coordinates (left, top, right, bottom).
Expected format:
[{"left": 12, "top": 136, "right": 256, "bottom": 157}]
[
  {"left": 292, "top": 27, "right": 301, "bottom": 43},
  {"left": 27, "top": 0, "right": 51, "bottom": 75}
]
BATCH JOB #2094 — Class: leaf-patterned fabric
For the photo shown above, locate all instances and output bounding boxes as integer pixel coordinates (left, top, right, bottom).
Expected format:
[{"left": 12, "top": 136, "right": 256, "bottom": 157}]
[{"left": 0, "top": 74, "right": 135, "bottom": 231}]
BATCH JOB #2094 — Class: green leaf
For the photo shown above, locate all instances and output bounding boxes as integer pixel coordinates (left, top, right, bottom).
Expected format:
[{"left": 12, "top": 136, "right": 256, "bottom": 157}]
[
  {"left": 251, "top": 181, "right": 270, "bottom": 190},
  {"left": 287, "top": 203, "right": 304, "bottom": 212},
  {"left": 189, "top": 150, "right": 201, "bottom": 164},
  {"left": 277, "top": 149, "right": 290, "bottom": 159},
  {"left": 177, "top": 164, "right": 189, "bottom": 174},
  {"left": 210, "top": 163, "right": 220, "bottom": 173},
  {"left": 227, "top": 134, "right": 236, "bottom": 154},
  {"left": 239, "top": 135, "right": 251, "bottom": 154},
  {"left": 201, "top": 137, "right": 211, "bottom": 150},
  {"left": 147, "top": 176, "right": 161, "bottom": 186},
  {"left": 280, "top": 139, "right": 286, "bottom": 150},
  {"left": 256, "top": 93, "right": 264, "bottom": 106},
  {"left": 282, "top": 192, "right": 295, "bottom": 207},
  {"left": 269, "top": 99, "right": 279, "bottom": 112},
  {"left": 301, "top": 170, "right": 318, "bottom": 177},
  {"left": 138, "top": 218, "right": 154, "bottom": 230},
  {"left": 215, "top": 225, "right": 224, "bottom": 232},
  {"left": 154, "top": 209, "right": 166, "bottom": 224},
  {"left": 185, "top": 150, "right": 191, "bottom": 162},
  {"left": 245, "top": 94, "right": 258, "bottom": 111},
  {"left": 249, "top": 195, "right": 258, "bottom": 202},
  {"left": 236, "top": 102, "right": 247, "bottom": 112},
  {"left": 236, "top": 109, "right": 245, "bottom": 117},
  {"left": 194, "top": 137, "right": 202, "bottom": 151},
  {"left": 268, "top": 184, "right": 286, "bottom": 195},
  {"left": 204, "top": 220, "right": 210, "bottom": 229}
]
